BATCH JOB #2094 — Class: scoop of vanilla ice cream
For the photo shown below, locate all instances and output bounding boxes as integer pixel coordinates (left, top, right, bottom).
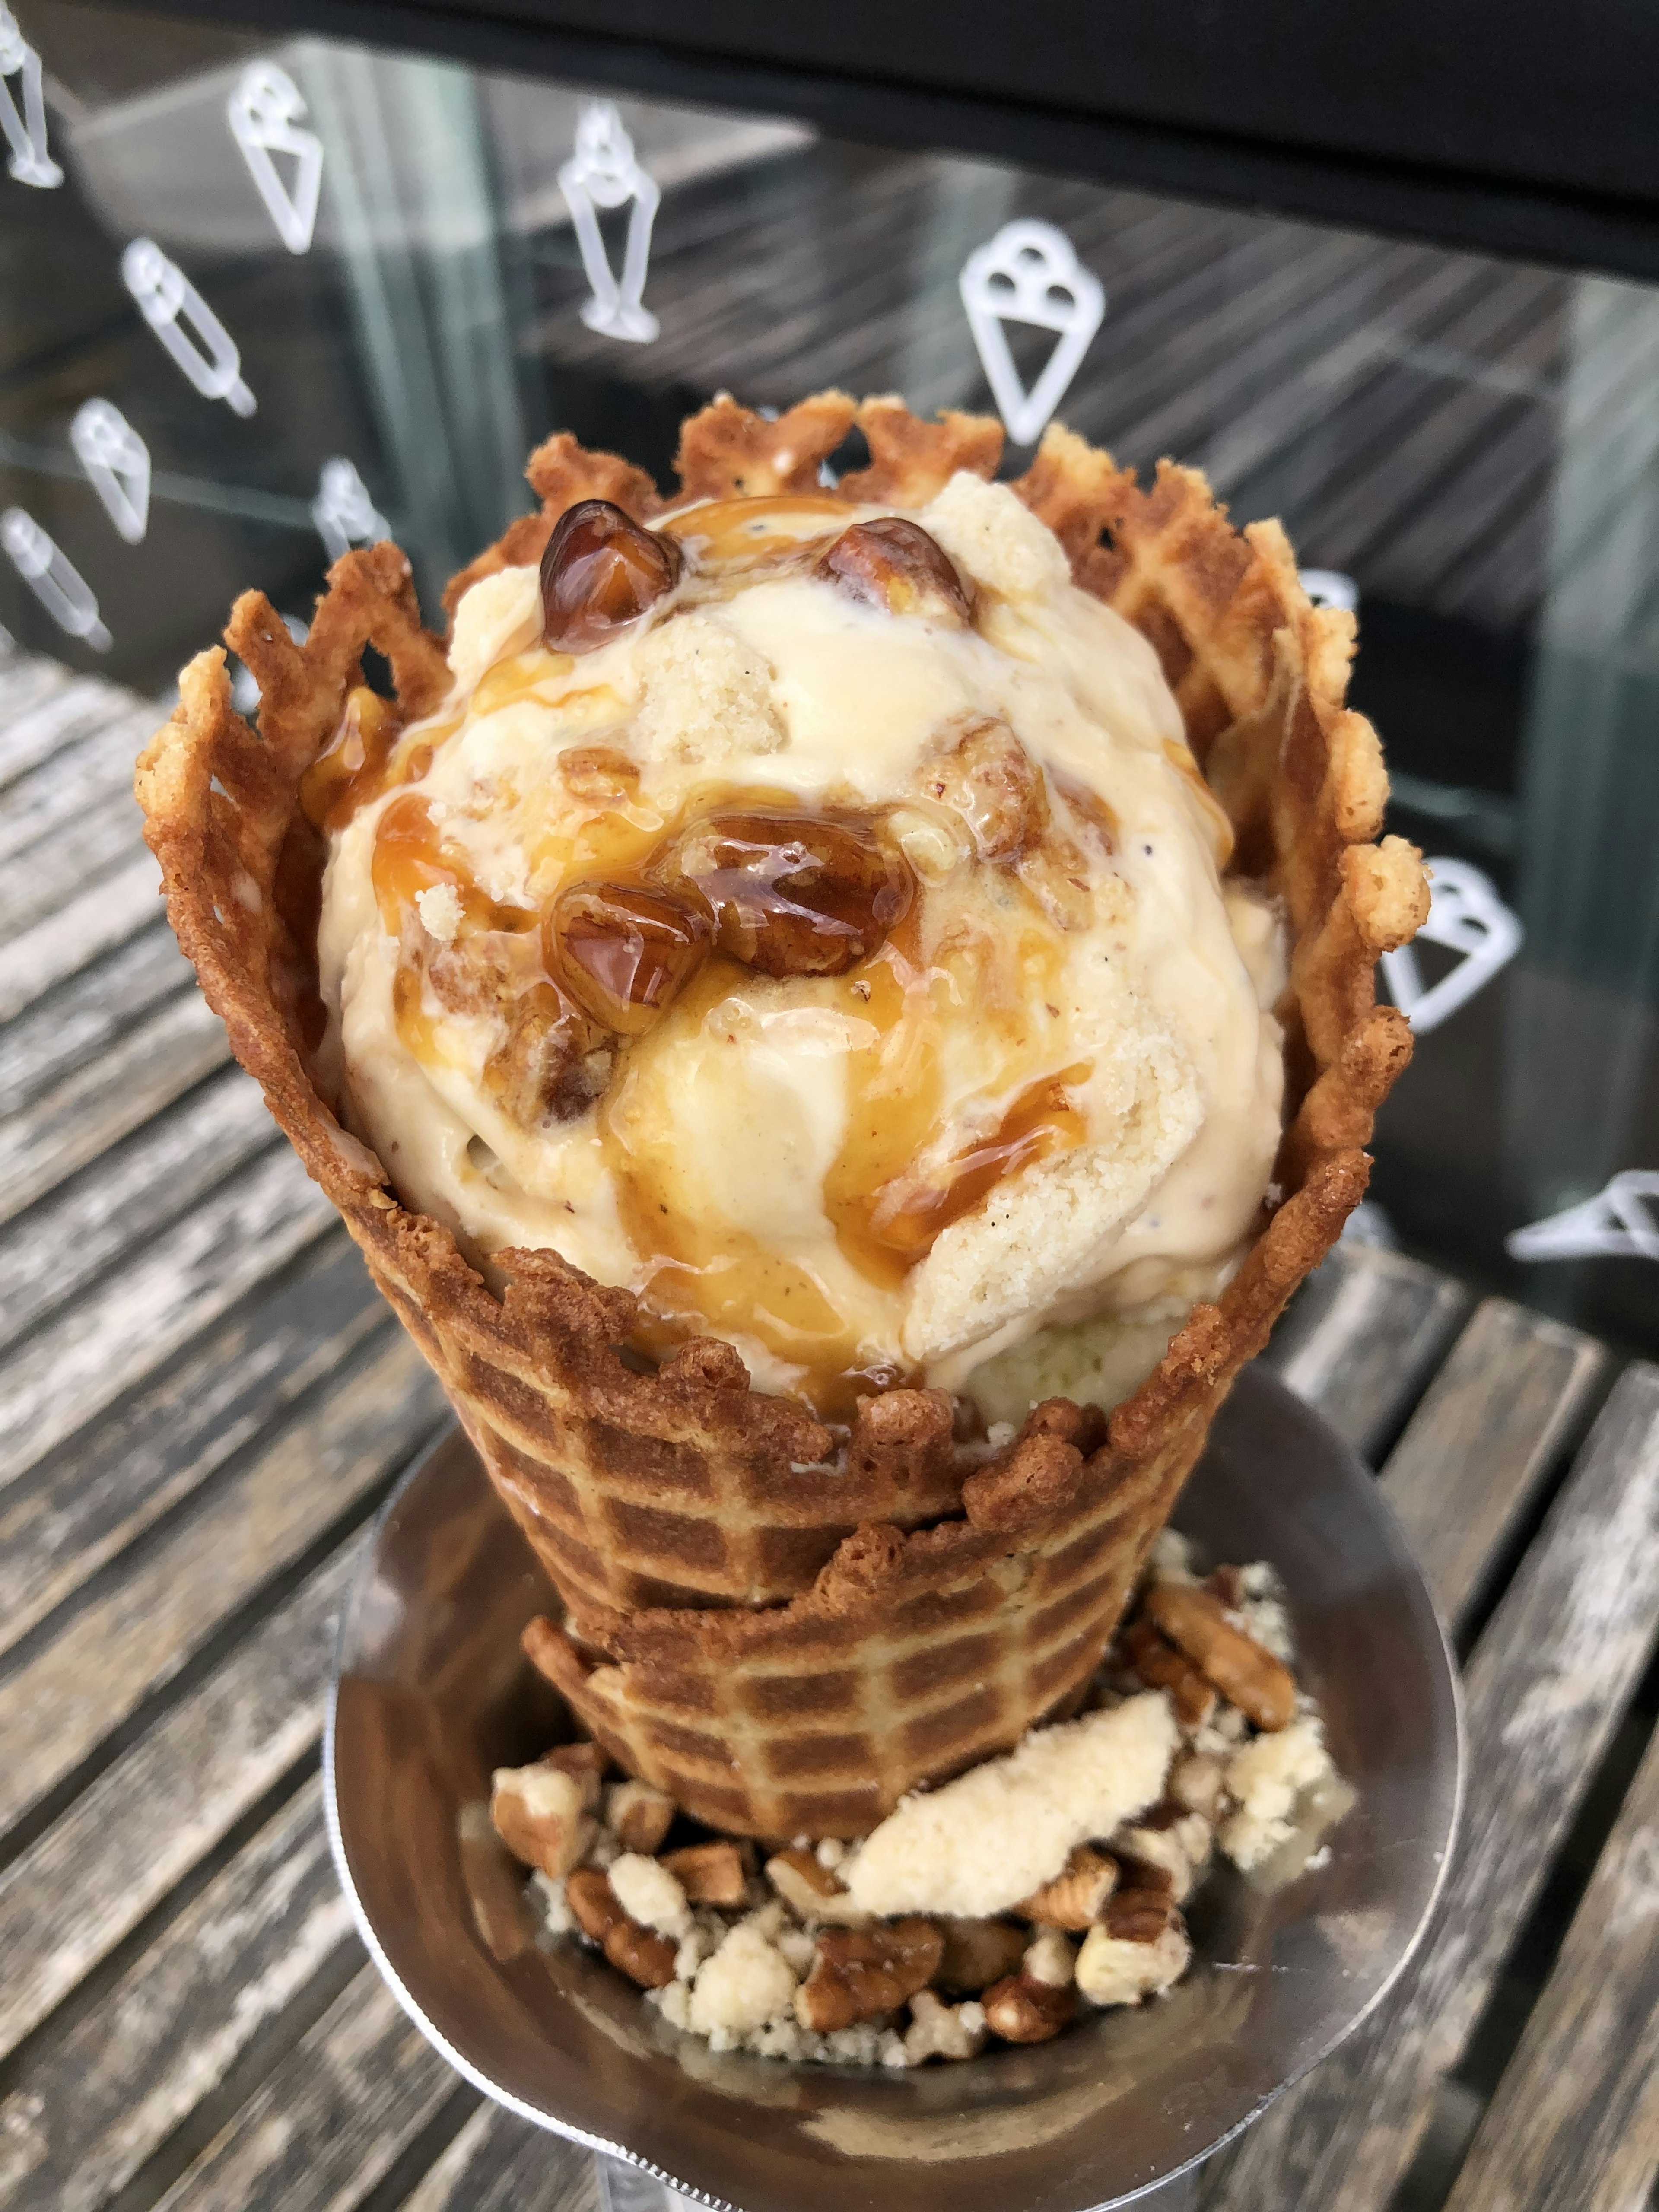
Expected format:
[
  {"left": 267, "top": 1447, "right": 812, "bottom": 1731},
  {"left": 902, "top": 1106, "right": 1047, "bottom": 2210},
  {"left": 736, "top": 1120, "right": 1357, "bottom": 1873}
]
[{"left": 314, "top": 474, "right": 1284, "bottom": 1415}]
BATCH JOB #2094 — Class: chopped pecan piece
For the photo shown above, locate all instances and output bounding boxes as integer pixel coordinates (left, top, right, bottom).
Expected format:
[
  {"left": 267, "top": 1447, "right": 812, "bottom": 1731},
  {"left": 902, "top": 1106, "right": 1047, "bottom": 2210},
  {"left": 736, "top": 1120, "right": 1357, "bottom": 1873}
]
[
  {"left": 543, "top": 1741, "right": 607, "bottom": 1809},
  {"left": 935, "top": 1916, "right": 1030, "bottom": 1995},
  {"left": 564, "top": 1867, "right": 679, "bottom": 1989},
  {"left": 766, "top": 1848, "right": 873, "bottom": 1926},
  {"left": 490, "top": 1761, "right": 594, "bottom": 1878},
  {"left": 663, "top": 1840, "right": 752, "bottom": 1907},
  {"left": 1076, "top": 1909, "right": 1192, "bottom": 2007},
  {"left": 982, "top": 1970, "right": 1077, "bottom": 2044},
  {"left": 540, "top": 498, "right": 683, "bottom": 653},
  {"left": 1144, "top": 1580, "right": 1297, "bottom": 1731},
  {"left": 1119, "top": 1617, "right": 1218, "bottom": 1729},
  {"left": 794, "top": 1918, "right": 943, "bottom": 2031},
  {"left": 604, "top": 1778, "right": 676, "bottom": 1855},
  {"left": 1016, "top": 1845, "right": 1118, "bottom": 1930}
]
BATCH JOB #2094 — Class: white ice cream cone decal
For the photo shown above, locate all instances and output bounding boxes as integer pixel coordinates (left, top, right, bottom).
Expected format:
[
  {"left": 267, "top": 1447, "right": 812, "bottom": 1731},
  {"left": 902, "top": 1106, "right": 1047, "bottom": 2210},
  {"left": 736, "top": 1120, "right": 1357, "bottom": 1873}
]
[
  {"left": 559, "top": 102, "right": 661, "bottom": 345},
  {"left": 1, "top": 507, "right": 110, "bottom": 650},
  {"left": 70, "top": 399, "right": 151, "bottom": 545},
  {"left": 227, "top": 60, "right": 324, "bottom": 256},
  {"left": 1508, "top": 1172, "right": 1659, "bottom": 1263},
  {"left": 121, "top": 238, "right": 255, "bottom": 418},
  {"left": 0, "top": 6, "right": 61, "bottom": 188},
  {"left": 312, "top": 457, "right": 389, "bottom": 562},
  {"left": 960, "top": 220, "right": 1104, "bottom": 447},
  {"left": 1379, "top": 856, "right": 1522, "bottom": 1035}
]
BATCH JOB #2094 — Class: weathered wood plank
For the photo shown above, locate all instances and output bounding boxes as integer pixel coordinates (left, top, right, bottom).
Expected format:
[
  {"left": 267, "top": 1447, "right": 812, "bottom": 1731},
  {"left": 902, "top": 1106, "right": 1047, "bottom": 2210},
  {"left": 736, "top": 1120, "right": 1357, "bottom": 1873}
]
[
  {"left": 0, "top": 656, "right": 79, "bottom": 758},
  {"left": 1379, "top": 1296, "right": 1606, "bottom": 1627},
  {"left": 0, "top": 847, "right": 161, "bottom": 1024},
  {"left": 0, "top": 710, "right": 146, "bottom": 854},
  {"left": 0, "top": 668, "right": 122, "bottom": 789},
  {"left": 150, "top": 1965, "right": 458, "bottom": 2212},
  {"left": 1264, "top": 1241, "right": 1471, "bottom": 1459},
  {"left": 0, "top": 784, "right": 144, "bottom": 936},
  {"left": 0, "top": 1542, "right": 356, "bottom": 2063},
  {"left": 0, "top": 922, "right": 196, "bottom": 1123},
  {"left": 0, "top": 1328, "right": 443, "bottom": 1840},
  {"left": 400, "top": 2103, "right": 597, "bottom": 2212},
  {"left": 0, "top": 1143, "right": 335, "bottom": 1489},
  {"left": 1200, "top": 1362, "right": 1659, "bottom": 2212},
  {"left": 0, "top": 1777, "right": 355, "bottom": 2212},
  {"left": 0, "top": 1234, "right": 384, "bottom": 1660},
  {"left": 0, "top": 976, "right": 227, "bottom": 1220},
  {"left": 0, "top": 1065, "right": 278, "bottom": 1351},
  {"left": 1442, "top": 1710, "right": 1659, "bottom": 2212}
]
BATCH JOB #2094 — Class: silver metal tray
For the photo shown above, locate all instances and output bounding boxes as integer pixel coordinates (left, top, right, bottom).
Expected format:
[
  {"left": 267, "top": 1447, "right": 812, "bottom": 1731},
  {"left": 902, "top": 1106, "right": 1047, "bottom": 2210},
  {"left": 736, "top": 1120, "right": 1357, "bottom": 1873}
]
[{"left": 325, "top": 1364, "right": 1462, "bottom": 2212}]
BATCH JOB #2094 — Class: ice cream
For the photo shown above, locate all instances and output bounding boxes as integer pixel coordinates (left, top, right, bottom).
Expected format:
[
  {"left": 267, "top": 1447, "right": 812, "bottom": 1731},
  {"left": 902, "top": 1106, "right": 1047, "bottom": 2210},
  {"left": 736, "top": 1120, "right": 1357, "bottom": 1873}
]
[{"left": 309, "top": 470, "right": 1285, "bottom": 1417}]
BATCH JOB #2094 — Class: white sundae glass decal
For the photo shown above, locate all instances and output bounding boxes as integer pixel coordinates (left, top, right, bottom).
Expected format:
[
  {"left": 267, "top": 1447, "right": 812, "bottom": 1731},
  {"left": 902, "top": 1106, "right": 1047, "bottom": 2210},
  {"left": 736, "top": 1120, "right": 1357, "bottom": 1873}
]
[
  {"left": 121, "top": 238, "right": 256, "bottom": 418},
  {"left": 70, "top": 399, "right": 151, "bottom": 544},
  {"left": 0, "top": 6, "right": 62, "bottom": 188},
  {"left": 1507, "top": 1171, "right": 1659, "bottom": 1264},
  {"left": 959, "top": 220, "right": 1105, "bottom": 447},
  {"left": 1300, "top": 568, "right": 1358, "bottom": 613},
  {"left": 1, "top": 507, "right": 111, "bottom": 650},
  {"left": 312, "top": 457, "right": 390, "bottom": 562},
  {"left": 558, "top": 101, "right": 661, "bottom": 344},
  {"left": 227, "top": 60, "right": 323, "bottom": 256},
  {"left": 1379, "top": 856, "right": 1522, "bottom": 1036}
]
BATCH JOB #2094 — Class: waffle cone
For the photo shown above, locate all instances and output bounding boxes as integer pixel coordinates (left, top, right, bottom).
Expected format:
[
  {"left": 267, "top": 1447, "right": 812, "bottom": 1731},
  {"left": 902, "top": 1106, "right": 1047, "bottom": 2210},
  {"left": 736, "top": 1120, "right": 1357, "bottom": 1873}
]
[{"left": 136, "top": 391, "right": 1427, "bottom": 1839}]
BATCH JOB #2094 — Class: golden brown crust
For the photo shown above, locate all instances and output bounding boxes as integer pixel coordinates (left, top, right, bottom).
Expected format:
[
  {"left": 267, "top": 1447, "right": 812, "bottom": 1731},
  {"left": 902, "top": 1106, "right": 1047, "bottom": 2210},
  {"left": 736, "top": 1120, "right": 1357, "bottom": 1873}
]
[{"left": 134, "top": 394, "right": 1425, "bottom": 1839}]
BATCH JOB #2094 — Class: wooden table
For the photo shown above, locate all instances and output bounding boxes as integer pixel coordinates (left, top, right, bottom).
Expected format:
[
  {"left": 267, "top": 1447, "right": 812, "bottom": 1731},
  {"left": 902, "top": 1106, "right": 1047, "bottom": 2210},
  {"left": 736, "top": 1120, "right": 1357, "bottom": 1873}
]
[{"left": 3, "top": 649, "right": 1658, "bottom": 2212}]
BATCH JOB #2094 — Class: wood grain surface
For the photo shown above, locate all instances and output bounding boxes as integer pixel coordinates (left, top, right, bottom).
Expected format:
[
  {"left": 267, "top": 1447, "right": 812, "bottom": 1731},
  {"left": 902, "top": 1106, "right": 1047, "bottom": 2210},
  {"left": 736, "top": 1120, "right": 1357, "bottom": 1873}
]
[
  {"left": 1199, "top": 1362, "right": 1659, "bottom": 2212},
  {"left": 1265, "top": 1241, "right": 1471, "bottom": 1458}
]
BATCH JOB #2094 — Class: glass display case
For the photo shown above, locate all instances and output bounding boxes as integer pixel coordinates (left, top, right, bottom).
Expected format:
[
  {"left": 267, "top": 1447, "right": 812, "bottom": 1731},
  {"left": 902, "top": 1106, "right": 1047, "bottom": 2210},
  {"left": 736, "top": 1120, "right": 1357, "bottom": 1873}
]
[{"left": 5, "top": 0, "right": 1659, "bottom": 1357}]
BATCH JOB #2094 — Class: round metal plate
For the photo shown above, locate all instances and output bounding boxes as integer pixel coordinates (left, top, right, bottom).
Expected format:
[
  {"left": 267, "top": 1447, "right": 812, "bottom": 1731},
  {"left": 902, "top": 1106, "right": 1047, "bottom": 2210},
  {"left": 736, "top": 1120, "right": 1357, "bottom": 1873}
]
[{"left": 325, "top": 1365, "right": 1462, "bottom": 2212}]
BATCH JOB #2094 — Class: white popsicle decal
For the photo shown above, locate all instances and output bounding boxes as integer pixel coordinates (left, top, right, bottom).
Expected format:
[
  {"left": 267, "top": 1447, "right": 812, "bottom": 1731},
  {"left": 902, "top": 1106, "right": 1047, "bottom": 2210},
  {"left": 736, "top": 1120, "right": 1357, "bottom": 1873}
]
[
  {"left": 960, "top": 220, "right": 1104, "bottom": 447},
  {"left": 0, "top": 6, "right": 61, "bottom": 188},
  {"left": 1380, "top": 857, "right": 1522, "bottom": 1035},
  {"left": 1, "top": 507, "right": 110, "bottom": 649},
  {"left": 121, "top": 238, "right": 256, "bottom": 417},
  {"left": 1299, "top": 569, "right": 1358, "bottom": 613},
  {"left": 559, "top": 102, "right": 661, "bottom": 345},
  {"left": 312, "top": 457, "right": 389, "bottom": 562},
  {"left": 70, "top": 399, "right": 151, "bottom": 544},
  {"left": 227, "top": 60, "right": 323, "bottom": 255}
]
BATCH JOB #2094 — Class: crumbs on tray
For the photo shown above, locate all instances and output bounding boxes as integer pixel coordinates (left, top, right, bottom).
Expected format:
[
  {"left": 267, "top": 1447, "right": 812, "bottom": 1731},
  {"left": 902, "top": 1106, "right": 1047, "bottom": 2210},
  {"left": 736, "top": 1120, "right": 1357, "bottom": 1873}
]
[{"left": 490, "top": 1531, "right": 1353, "bottom": 2068}]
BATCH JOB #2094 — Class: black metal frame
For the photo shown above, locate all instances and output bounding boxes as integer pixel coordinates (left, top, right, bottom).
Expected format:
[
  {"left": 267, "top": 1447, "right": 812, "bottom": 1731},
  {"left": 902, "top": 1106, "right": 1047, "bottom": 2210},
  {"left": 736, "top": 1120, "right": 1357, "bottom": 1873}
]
[{"left": 103, "top": 0, "right": 1659, "bottom": 283}]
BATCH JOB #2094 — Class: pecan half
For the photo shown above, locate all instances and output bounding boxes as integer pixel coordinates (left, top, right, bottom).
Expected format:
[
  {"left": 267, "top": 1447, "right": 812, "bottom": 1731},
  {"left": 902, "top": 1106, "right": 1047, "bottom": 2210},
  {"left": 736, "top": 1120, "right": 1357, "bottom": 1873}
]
[
  {"left": 1016, "top": 1846, "right": 1119, "bottom": 1930},
  {"left": 935, "top": 1916, "right": 1030, "bottom": 1995},
  {"left": 1119, "top": 1617, "right": 1218, "bottom": 1730},
  {"left": 1144, "top": 1580, "right": 1297, "bottom": 1731},
  {"left": 565, "top": 1867, "right": 679, "bottom": 1989},
  {"left": 795, "top": 1918, "right": 943, "bottom": 2031},
  {"left": 663, "top": 1840, "right": 752, "bottom": 1907},
  {"left": 604, "top": 1778, "right": 676, "bottom": 1855}
]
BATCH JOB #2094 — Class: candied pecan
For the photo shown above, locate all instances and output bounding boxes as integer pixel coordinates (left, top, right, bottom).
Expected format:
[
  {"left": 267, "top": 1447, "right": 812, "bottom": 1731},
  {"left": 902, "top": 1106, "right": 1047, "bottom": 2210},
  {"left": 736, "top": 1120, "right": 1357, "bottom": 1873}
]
[
  {"left": 817, "top": 517, "right": 971, "bottom": 625},
  {"left": 543, "top": 1741, "right": 608, "bottom": 1810},
  {"left": 795, "top": 1918, "right": 943, "bottom": 2031},
  {"left": 1144, "top": 1581, "right": 1296, "bottom": 1731},
  {"left": 540, "top": 499, "right": 682, "bottom": 652},
  {"left": 662, "top": 808, "right": 912, "bottom": 979},
  {"left": 547, "top": 880, "right": 712, "bottom": 1036}
]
